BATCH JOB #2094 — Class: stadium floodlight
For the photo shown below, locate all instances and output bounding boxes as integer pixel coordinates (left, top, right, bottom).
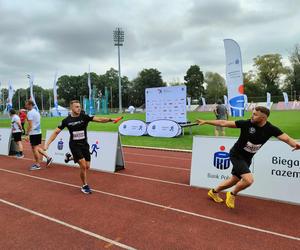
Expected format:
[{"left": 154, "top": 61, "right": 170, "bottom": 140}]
[{"left": 113, "top": 27, "right": 124, "bottom": 113}]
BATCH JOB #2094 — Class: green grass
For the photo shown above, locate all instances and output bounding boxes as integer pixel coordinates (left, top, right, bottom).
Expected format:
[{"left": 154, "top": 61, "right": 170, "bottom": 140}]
[{"left": 1, "top": 110, "right": 299, "bottom": 150}]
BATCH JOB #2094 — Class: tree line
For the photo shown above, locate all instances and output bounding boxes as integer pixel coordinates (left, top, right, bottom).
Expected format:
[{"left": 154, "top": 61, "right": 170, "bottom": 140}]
[{"left": 1, "top": 44, "right": 300, "bottom": 110}]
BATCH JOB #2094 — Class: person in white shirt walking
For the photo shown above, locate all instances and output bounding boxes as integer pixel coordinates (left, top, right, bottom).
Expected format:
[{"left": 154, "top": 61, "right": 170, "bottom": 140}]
[
  {"left": 9, "top": 109, "right": 24, "bottom": 158},
  {"left": 25, "top": 100, "right": 53, "bottom": 170}
]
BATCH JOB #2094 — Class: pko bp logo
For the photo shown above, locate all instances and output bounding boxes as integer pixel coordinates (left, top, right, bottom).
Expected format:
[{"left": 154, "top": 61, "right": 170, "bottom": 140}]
[{"left": 213, "top": 146, "right": 230, "bottom": 170}]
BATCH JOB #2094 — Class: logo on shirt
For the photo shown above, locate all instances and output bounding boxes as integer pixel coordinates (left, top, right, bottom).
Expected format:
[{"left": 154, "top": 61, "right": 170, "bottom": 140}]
[
  {"left": 249, "top": 127, "right": 256, "bottom": 134},
  {"left": 213, "top": 146, "right": 230, "bottom": 170}
]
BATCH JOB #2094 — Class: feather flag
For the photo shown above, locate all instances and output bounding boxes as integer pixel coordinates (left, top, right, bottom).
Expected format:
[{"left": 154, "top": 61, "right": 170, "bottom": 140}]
[{"left": 27, "top": 74, "right": 39, "bottom": 111}]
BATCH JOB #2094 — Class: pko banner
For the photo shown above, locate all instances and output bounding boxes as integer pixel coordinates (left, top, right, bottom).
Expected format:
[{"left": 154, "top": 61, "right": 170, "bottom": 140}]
[
  {"left": 190, "top": 136, "right": 300, "bottom": 204},
  {"left": 224, "top": 39, "right": 244, "bottom": 117},
  {"left": 45, "top": 131, "right": 124, "bottom": 172}
]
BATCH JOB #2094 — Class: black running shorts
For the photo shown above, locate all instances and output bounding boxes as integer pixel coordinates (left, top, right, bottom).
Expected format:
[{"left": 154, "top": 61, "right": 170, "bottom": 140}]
[
  {"left": 69, "top": 142, "right": 91, "bottom": 163},
  {"left": 12, "top": 132, "right": 22, "bottom": 142},
  {"left": 29, "top": 134, "right": 42, "bottom": 146},
  {"left": 230, "top": 152, "right": 252, "bottom": 179}
]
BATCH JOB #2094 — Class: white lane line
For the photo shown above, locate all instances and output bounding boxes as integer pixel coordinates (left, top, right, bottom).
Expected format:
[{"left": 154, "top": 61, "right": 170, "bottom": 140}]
[
  {"left": 1, "top": 168, "right": 299, "bottom": 242},
  {"left": 126, "top": 161, "right": 190, "bottom": 171},
  {"left": 123, "top": 145, "right": 192, "bottom": 153},
  {"left": 0, "top": 198, "right": 136, "bottom": 250},
  {"left": 114, "top": 172, "right": 189, "bottom": 187},
  {"left": 8, "top": 156, "right": 189, "bottom": 187},
  {"left": 124, "top": 152, "right": 191, "bottom": 161}
]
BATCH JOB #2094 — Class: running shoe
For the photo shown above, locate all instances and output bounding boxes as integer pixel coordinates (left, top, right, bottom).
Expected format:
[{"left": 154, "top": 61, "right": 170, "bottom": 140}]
[
  {"left": 64, "top": 153, "right": 72, "bottom": 163},
  {"left": 81, "top": 184, "right": 92, "bottom": 194},
  {"left": 226, "top": 191, "right": 235, "bottom": 209},
  {"left": 30, "top": 164, "right": 41, "bottom": 171},
  {"left": 208, "top": 189, "right": 223, "bottom": 203},
  {"left": 16, "top": 153, "right": 24, "bottom": 159},
  {"left": 46, "top": 157, "right": 53, "bottom": 167}
]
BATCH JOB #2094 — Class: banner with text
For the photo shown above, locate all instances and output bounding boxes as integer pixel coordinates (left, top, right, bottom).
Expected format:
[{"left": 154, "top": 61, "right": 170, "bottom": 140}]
[
  {"left": 224, "top": 39, "right": 244, "bottom": 117},
  {"left": 190, "top": 136, "right": 300, "bottom": 204},
  {"left": 45, "top": 131, "right": 125, "bottom": 172}
]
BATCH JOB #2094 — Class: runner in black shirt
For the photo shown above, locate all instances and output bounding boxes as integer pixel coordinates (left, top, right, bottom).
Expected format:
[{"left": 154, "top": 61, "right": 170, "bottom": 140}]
[
  {"left": 196, "top": 106, "right": 300, "bottom": 208},
  {"left": 44, "top": 100, "right": 119, "bottom": 194}
]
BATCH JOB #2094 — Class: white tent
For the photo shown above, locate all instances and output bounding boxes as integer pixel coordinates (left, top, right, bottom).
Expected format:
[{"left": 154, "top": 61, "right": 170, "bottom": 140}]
[{"left": 50, "top": 105, "right": 69, "bottom": 117}]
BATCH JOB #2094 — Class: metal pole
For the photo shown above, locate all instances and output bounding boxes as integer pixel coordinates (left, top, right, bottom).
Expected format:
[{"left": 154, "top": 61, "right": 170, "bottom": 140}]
[
  {"left": 41, "top": 91, "right": 44, "bottom": 111},
  {"left": 110, "top": 86, "right": 113, "bottom": 111},
  {"left": 118, "top": 44, "right": 122, "bottom": 113},
  {"left": 18, "top": 90, "right": 21, "bottom": 110}
]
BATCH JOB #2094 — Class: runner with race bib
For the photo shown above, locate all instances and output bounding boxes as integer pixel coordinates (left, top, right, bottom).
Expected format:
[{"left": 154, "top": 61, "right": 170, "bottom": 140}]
[{"left": 44, "top": 100, "right": 121, "bottom": 194}]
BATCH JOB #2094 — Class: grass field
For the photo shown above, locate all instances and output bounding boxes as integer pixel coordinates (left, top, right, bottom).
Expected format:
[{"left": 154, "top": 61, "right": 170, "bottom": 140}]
[{"left": 1, "top": 110, "right": 299, "bottom": 150}]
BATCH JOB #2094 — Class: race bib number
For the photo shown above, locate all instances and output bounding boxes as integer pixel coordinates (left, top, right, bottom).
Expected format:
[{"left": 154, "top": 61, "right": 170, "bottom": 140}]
[
  {"left": 73, "top": 130, "right": 85, "bottom": 140},
  {"left": 243, "top": 141, "right": 262, "bottom": 153}
]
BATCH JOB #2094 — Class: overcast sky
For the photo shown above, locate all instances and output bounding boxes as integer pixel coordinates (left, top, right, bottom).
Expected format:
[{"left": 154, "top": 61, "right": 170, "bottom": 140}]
[{"left": 0, "top": 0, "right": 300, "bottom": 89}]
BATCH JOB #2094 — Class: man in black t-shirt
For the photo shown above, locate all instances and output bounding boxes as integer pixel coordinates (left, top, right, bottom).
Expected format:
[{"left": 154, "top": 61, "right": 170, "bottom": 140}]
[
  {"left": 196, "top": 106, "right": 300, "bottom": 208},
  {"left": 44, "top": 100, "right": 118, "bottom": 194}
]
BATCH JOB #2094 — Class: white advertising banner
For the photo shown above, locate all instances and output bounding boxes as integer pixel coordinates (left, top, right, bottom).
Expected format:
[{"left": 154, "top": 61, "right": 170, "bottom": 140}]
[
  {"left": 45, "top": 130, "right": 124, "bottom": 172},
  {"left": 119, "top": 120, "right": 147, "bottom": 136},
  {"left": 0, "top": 128, "right": 12, "bottom": 155},
  {"left": 147, "top": 120, "right": 181, "bottom": 138},
  {"left": 146, "top": 85, "right": 187, "bottom": 123},
  {"left": 190, "top": 136, "right": 300, "bottom": 204},
  {"left": 224, "top": 39, "right": 244, "bottom": 117}
]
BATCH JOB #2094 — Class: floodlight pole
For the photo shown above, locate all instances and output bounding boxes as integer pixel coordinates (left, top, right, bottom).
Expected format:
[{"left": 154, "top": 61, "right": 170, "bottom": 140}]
[{"left": 113, "top": 27, "right": 124, "bottom": 113}]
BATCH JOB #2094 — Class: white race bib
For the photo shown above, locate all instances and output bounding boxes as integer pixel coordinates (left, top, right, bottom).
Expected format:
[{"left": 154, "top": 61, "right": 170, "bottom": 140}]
[
  {"left": 243, "top": 141, "right": 262, "bottom": 153},
  {"left": 73, "top": 130, "right": 85, "bottom": 140}
]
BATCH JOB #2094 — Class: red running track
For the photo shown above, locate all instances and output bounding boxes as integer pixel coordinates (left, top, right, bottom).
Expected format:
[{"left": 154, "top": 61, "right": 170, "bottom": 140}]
[{"left": 0, "top": 142, "right": 299, "bottom": 249}]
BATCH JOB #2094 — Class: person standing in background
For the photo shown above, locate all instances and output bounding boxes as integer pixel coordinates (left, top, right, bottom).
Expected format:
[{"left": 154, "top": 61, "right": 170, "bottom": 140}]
[
  {"left": 19, "top": 109, "right": 27, "bottom": 135},
  {"left": 9, "top": 109, "right": 24, "bottom": 158},
  {"left": 213, "top": 100, "right": 228, "bottom": 136}
]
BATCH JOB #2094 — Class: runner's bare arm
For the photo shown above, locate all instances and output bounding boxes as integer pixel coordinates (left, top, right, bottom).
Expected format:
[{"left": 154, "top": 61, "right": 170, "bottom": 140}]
[
  {"left": 92, "top": 117, "right": 113, "bottom": 123},
  {"left": 26, "top": 120, "right": 32, "bottom": 135},
  {"left": 277, "top": 133, "right": 300, "bottom": 151},
  {"left": 196, "top": 119, "right": 237, "bottom": 128},
  {"left": 44, "top": 128, "right": 62, "bottom": 151}
]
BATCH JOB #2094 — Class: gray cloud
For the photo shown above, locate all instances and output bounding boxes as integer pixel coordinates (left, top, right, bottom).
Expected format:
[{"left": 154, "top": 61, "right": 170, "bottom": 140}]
[{"left": 0, "top": 0, "right": 299, "bottom": 89}]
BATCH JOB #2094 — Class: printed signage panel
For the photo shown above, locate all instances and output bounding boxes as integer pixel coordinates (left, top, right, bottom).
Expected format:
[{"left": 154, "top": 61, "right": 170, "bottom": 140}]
[
  {"left": 119, "top": 120, "right": 147, "bottom": 136},
  {"left": 190, "top": 136, "right": 300, "bottom": 204},
  {"left": 45, "top": 130, "right": 124, "bottom": 173},
  {"left": 0, "top": 128, "right": 12, "bottom": 156},
  {"left": 146, "top": 85, "right": 187, "bottom": 123},
  {"left": 147, "top": 120, "right": 181, "bottom": 138}
]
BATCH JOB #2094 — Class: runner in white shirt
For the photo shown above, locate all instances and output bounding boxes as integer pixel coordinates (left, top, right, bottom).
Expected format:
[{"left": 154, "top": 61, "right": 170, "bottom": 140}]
[
  {"left": 9, "top": 109, "right": 24, "bottom": 158},
  {"left": 25, "top": 100, "right": 53, "bottom": 170}
]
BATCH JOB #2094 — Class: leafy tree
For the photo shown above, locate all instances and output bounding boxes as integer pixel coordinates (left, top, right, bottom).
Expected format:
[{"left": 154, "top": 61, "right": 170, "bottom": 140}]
[
  {"left": 184, "top": 65, "right": 204, "bottom": 100},
  {"left": 283, "top": 44, "right": 300, "bottom": 100},
  {"left": 243, "top": 71, "right": 264, "bottom": 101},
  {"left": 204, "top": 72, "right": 227, "bottom": 103},
  {"left": 130, "top": 68, "right": 165, "bottom": 107},
  {"left": 253, "top": 54, "right": 287, "bottom": 96}
]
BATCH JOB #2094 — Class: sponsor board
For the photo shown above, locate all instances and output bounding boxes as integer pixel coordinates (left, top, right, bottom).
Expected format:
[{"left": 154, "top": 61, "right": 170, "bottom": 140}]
[
  {"left": 119, "top": 120, "right": 147, "bottom": 136},
  {"left": 190, "top": 136, "right": 300, "bottom": 204},
  {"left": 45, "top": 130, "right": 124, "bottom": 172},
  {"left": 147, "top": 120, "right": 181, "bottom": 138},
  {"left": 0, "top": 128, "right": 12, "bottom": 156}
]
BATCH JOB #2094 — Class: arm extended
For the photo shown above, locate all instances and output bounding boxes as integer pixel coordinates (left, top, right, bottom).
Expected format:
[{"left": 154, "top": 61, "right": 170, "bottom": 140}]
[
  {"left": 44, "top": 128, "right": 62, "bottom": 151},
  {"left": 196, "top": 119, "right": 237, "bottom": 128},
  {"left": 277, "top": 133, "right": 300, "bottom": 151}
]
